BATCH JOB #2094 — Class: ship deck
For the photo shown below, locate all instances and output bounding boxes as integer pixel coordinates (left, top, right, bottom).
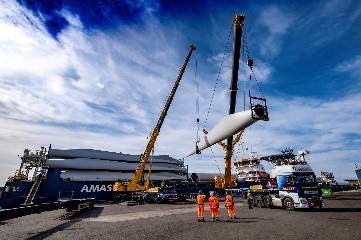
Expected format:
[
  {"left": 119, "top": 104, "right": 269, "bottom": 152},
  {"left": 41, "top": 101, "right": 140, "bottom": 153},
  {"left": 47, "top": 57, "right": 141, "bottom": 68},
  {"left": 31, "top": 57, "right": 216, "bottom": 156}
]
[{"left": 0, "top": 190, "right": 360, "bottom": 239}]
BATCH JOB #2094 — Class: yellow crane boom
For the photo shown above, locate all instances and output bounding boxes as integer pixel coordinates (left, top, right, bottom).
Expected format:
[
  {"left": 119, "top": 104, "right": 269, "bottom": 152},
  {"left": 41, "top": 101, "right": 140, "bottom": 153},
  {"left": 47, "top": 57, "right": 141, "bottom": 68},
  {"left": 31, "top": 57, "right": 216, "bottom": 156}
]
[{"left": 114, "top": 45, "right": 196, "bottom": 192}]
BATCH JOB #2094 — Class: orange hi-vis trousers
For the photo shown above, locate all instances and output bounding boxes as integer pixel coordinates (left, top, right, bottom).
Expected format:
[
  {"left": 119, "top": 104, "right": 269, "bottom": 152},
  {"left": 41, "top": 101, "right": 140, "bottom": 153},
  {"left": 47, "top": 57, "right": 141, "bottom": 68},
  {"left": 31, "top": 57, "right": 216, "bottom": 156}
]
[
  {"left": 198, "top": 205, "right": 204, "bottom": 218},
  {"left": 210, "top": 207, "right": 219, "bottom": 218},
  {"left": 197, "top": 194, "right": 205, "bottom": 219},
  {"left": 226, "top": 206, "right": 235, "bottom": 217},
  {"left": 225, "top": 194, "right": 235, "bottom": 218},
  {"left": 209, "top": 196, "right": 220, "bottom": 219}
]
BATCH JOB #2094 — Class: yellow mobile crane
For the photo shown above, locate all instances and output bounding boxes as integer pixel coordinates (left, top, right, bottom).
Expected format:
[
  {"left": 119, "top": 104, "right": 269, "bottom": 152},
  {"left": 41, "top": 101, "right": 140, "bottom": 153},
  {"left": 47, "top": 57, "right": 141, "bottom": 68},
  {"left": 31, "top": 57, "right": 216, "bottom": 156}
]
[
  {"left": 113, "top": 45, "right": 196, "bottom": 193},
  {"left": 200, "top": 15, "right": 246, "bottom": 190},
  {"left": 205, "top": 15, "right": 268, "bottom": 190}
]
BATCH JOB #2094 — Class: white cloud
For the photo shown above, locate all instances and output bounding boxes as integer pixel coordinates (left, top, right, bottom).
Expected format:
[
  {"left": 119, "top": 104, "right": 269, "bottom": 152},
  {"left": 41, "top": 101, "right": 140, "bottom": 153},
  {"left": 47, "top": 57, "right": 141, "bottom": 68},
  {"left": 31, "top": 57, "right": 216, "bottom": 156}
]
[
  {"left": 0, "top": 0, "right": 196, "bottom": 184},
  {"left": 335, "top": 55, "right": 361, "bottom": 78},
  {"left": 207, "top": 52, "right": 272, "bottom": 88},
  {"left": 0, "top": 0, "right": 359, "bottom": 186},
  {"left": 256, "top": 6, "right": 294, "bottom": 58},
  {"left": 310, "top": 0, "right": 361, "bottom": 46},
  {"left": 321, "top": 0, "right": 352, "bottom": 17}
]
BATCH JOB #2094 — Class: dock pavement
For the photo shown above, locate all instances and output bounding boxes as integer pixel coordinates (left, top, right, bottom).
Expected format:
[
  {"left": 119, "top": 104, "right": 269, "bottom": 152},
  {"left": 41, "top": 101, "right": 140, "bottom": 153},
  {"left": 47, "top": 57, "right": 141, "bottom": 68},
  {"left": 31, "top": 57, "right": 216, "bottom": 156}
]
[{"left": 0, "top": 190, "right": 360, "bottom": 240}]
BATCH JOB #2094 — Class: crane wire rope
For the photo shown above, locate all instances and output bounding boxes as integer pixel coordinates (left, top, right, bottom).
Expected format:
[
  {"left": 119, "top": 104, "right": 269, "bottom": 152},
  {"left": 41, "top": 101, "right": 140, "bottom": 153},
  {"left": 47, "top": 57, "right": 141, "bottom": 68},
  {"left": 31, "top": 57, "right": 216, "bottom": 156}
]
[
  {"left": 202, "top": 26, "right": 233, "bottom": 130},
  {"left": 196, "top": 23, "right": 232, "bottom": 174},
  {"left": 233, "top": 28, "right": 249, "bottom": 161},
  {"left": 240, "top": 31, "right": 270, "bottom": 162},
  {"left": 234, "top": 140, "right": 245, "bottom": 160},
  {"left": 200, "top": 24, "right": 233, "bottom": 173},
  {"left": 233, "top": 27, "right": 248, "bottom": 161},
  {"left": 209, "top": 145, "right": 222, "bottom": 175},
  {"left": 232, "top": 24, "right": 264, "bottom": 165},
  {"left": 243, "top": 32, "right": 266, "bottom": 99},
  {"left": 194, "top": 59, "right": 201, "bottom": 145}
]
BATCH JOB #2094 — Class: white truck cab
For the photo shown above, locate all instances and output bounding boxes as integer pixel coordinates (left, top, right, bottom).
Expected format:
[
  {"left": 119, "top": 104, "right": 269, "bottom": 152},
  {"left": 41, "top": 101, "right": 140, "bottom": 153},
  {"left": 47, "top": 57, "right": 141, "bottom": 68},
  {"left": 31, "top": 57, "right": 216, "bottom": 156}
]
[{"left": 268, "top": 164, "right": 323, "bottom": 210}]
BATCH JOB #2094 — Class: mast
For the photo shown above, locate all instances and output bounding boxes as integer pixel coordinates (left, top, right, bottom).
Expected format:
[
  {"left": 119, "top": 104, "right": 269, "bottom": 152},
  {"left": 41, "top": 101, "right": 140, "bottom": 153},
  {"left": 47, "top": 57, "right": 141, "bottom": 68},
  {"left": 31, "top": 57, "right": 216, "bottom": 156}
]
[{"left": 224, "top": 15, "right": 245, "bottom": 188}]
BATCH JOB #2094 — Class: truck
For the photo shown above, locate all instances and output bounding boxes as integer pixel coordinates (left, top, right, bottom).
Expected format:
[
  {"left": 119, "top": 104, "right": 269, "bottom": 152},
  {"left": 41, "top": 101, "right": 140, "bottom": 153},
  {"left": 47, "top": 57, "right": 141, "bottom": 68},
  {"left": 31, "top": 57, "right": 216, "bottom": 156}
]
[
  {"left": 248, "top": 148, "right": 323, "bottom": 211},
  {"left": 143, "top": 187, "right": 180, "bottom": 203}
]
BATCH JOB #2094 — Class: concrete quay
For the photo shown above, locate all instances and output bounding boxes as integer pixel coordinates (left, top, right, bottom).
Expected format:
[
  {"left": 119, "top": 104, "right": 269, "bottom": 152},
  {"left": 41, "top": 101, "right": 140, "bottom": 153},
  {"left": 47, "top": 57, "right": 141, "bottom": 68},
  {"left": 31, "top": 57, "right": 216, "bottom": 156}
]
[{"left": 0, "top": 190, "right": 360, "bottom": 240}]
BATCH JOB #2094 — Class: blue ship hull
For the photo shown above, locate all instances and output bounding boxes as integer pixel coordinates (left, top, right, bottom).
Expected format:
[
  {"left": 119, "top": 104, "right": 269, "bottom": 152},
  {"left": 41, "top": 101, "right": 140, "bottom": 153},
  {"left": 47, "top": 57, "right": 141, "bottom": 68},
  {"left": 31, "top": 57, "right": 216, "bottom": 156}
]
[
  {"left": 0, "top": 167, "right": 268, "bottom": 209},
  {"left": 0, "top": 168, "right": 116, "bottom": 209}
]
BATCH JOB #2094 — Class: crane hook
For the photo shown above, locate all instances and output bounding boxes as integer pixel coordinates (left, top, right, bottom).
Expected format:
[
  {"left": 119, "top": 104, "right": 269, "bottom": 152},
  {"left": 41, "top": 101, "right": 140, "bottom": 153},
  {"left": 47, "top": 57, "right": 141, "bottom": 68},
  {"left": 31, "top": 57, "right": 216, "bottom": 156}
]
[
  {"left": 196, "top": 142, "right": 201, "bottom": 154},
  {"left": 247, "top": 58, "right": 253, "bottom": 70}
]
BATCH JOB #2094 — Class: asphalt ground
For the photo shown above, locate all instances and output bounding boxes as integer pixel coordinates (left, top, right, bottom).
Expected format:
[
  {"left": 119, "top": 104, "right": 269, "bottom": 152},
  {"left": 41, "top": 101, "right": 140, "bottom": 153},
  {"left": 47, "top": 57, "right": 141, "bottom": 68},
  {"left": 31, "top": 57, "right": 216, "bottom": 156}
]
[{"left": 0, "top": 191, "right": 360, "bottom": 240}]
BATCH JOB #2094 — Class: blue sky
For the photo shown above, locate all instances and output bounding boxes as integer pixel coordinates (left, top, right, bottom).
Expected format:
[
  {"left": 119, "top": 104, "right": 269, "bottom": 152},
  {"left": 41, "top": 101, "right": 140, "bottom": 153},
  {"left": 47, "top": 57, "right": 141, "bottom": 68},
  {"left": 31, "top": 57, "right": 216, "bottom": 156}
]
[{"left": 0, "top": 0, "right": 360, "bottom": 184}]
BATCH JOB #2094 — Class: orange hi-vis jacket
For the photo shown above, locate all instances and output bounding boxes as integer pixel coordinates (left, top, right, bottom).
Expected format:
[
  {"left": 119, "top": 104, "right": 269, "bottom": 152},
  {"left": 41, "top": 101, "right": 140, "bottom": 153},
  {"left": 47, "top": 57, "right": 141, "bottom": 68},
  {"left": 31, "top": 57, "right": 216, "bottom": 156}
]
[
  {"left": 225, "top": 194, "right": 234, "bottom": 208},
  {"left": 197, "top": 194, "right": 205, "bottom": 205},
  {"left": 209, "top": 196, "right": 219, "bottom": 209}
]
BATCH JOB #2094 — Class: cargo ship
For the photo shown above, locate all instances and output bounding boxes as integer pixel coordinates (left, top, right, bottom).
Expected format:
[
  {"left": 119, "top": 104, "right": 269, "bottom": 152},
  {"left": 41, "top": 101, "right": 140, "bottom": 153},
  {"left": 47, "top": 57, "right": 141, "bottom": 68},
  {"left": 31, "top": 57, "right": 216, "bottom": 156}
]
[
  {"left": 317, "top": 172, "right": 337, "bottom": 186},
  {"left": 0, "top": 145, "right": 187, "bottom": 209},
  {"left": 233, "top": 156, "right": 267, "bottom": 182}
]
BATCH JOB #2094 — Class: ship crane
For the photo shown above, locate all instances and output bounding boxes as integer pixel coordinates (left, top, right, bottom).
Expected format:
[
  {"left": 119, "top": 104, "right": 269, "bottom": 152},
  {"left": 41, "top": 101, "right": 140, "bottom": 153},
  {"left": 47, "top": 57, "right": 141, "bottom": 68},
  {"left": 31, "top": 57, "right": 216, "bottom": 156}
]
[
  {"left": 113, "top": 45, "right": 196, "bottom": 193},
  {"left": 259, "top": 148, "right": 309, "bottom": 166}
]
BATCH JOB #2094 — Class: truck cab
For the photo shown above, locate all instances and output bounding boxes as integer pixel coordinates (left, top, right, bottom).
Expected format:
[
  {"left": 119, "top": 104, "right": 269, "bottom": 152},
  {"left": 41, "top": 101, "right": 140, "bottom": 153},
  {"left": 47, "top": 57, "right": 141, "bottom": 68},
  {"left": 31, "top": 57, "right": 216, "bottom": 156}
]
[{"left": 270, "top": 165, "right": 323, "bottom": 210}]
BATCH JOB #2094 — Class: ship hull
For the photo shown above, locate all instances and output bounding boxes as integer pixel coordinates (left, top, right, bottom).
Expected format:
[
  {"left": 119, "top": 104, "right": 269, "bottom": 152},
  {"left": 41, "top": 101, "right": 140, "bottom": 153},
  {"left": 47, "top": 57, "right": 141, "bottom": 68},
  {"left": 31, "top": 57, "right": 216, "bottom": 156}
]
[
  {"left": 0, "top": 168, "right": 118, "bottom": 209},
  {"left": 0, "top": 146, "right": 190, "bottom": 209}
]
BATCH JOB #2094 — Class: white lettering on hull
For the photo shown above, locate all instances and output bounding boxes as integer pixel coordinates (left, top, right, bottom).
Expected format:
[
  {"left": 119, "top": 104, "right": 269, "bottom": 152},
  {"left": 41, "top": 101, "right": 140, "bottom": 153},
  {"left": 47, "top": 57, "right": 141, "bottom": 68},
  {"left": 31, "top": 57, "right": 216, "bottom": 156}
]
[{"left": 81, "top": 184, "right": 113, "bottom": 192}]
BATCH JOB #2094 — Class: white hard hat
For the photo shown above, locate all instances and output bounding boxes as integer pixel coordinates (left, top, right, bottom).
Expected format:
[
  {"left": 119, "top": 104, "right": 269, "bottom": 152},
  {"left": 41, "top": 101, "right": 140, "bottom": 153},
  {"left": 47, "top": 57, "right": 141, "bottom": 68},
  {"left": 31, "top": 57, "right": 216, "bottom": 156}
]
[{"left": 210, "top": 191, "right": 214, "bottom": 196}]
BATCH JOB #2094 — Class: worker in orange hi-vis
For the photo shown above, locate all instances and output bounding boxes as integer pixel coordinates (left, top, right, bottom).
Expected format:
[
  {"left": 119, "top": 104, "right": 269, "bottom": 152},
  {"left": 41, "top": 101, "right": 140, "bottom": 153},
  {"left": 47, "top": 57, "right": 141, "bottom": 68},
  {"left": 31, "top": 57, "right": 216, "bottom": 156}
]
[
  {"left": 225, "top": 190, "right": 236, "bottom": 220},
  {"left": 209, "top": 191, "right": 220, "bottom": 221},
  {"left": 196, "top": 190, "right": 205, "bottom": 222}
]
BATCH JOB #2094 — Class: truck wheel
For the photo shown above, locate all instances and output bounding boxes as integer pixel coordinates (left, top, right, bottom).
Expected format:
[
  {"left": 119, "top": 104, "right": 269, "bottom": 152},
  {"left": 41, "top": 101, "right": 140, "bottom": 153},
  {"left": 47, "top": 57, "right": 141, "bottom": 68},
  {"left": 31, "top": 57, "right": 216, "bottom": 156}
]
[
  {"left": 283, "top": 198, "right": 295, "bottom": 211},
  {"left": 255, "top": 195, "right": 264, "bottom": 207},
  {"left": 148, "top": 195, "right": 155, "bottom": 203},
  {"left": 264, "top": 196, "right": 273, "bottom": 208}
]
